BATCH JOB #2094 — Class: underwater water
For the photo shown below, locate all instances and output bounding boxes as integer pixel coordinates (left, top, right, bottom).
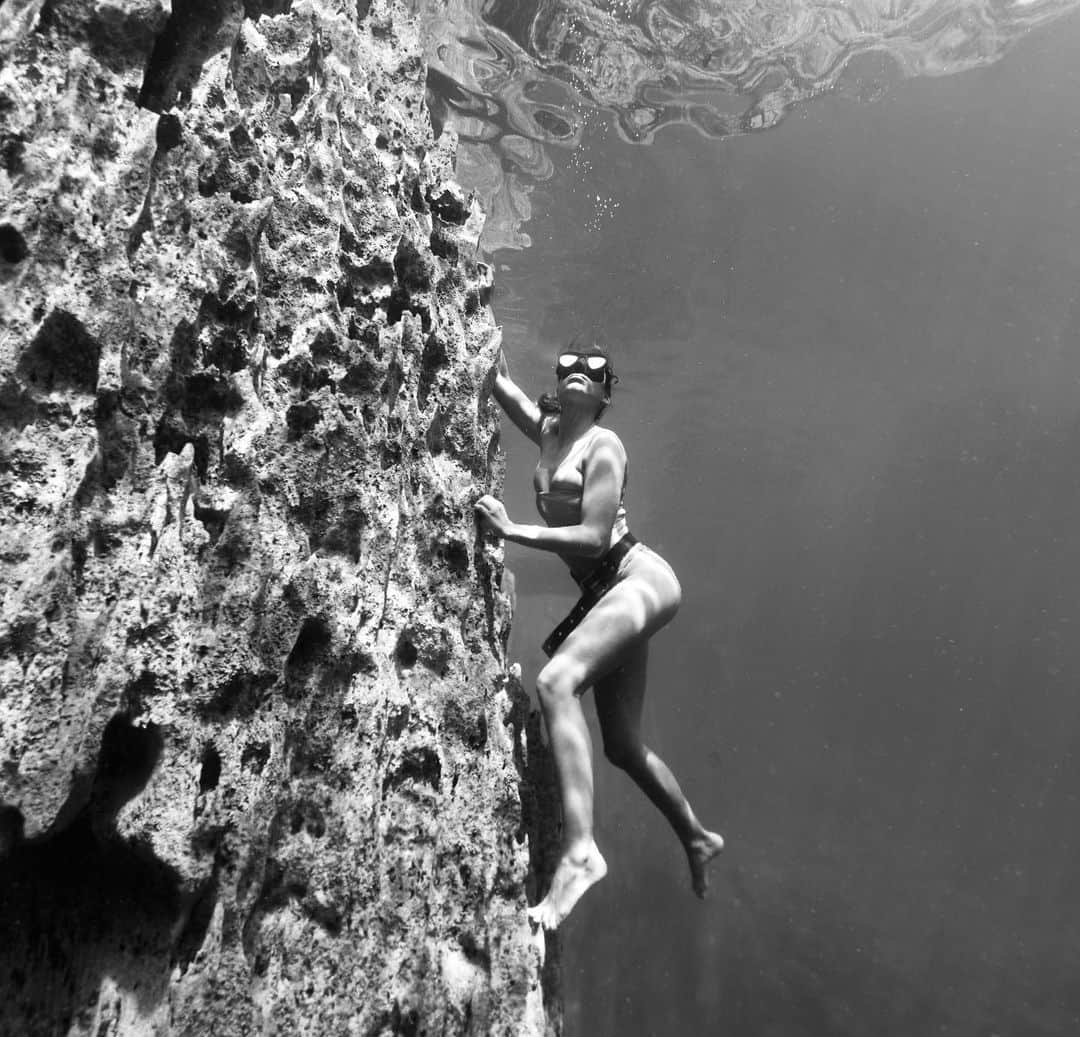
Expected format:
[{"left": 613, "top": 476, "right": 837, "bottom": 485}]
[{"left": 422, "top": 2, "right": 1080, "bottom": 1034}]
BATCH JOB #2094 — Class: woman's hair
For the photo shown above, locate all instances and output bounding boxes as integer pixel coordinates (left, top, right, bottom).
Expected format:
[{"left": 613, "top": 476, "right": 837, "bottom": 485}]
[{"left": 537, "top": 340, "right": 617, "bottom": 416}]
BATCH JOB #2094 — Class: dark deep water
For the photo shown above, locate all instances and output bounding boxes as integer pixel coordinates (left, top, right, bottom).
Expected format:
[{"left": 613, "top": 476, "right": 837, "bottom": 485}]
[{"left": 425, "top": 3, "right": 1080, "bottom": 1033}]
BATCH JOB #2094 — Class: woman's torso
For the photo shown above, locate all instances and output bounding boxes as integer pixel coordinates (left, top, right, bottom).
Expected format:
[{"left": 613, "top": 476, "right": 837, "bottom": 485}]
[{"left": 534, "top": 419, "right": 630, "bottom": 572}]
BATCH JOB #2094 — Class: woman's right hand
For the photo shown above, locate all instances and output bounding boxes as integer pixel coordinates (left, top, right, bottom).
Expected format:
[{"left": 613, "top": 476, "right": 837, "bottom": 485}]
[{"left": 475, "top": 494, "right": 511, "bottom": 537}]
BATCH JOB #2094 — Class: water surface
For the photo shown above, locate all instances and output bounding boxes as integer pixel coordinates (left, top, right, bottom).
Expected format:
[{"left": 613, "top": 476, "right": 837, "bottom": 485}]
[{"left": 425, "top": 4, "right": 1080, "bottom": 1034}]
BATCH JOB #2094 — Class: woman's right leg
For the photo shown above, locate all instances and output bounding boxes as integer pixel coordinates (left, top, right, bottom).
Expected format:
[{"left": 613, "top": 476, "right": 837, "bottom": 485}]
[{"left": 529, "top": 651, "right": 607, "bottom": 931}]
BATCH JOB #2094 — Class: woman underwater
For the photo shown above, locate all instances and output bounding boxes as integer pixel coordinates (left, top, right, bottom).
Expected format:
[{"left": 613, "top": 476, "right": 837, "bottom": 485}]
[{"left": 475, "top": 329, "right": 725, "bottom": 930}]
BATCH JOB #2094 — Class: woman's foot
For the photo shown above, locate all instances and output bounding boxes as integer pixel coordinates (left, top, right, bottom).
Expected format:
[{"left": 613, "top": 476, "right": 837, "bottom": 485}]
[
  {"left": 686, "top": 830, "right": 725, "bottom": 897},
  {"left": 528, "top": 841, "right": 608, "bottom": 930}
]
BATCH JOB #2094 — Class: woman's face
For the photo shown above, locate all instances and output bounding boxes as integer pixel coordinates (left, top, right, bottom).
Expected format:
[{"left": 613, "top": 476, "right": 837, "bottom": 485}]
[{"left": 555, "top": 353, "right": 611, "bottom": 411}]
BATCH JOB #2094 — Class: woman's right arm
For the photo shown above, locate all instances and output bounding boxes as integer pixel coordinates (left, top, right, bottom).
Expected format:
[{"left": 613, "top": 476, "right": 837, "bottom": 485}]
[{"left": 490, "top": 328, "right": 543, "bottom": 445}]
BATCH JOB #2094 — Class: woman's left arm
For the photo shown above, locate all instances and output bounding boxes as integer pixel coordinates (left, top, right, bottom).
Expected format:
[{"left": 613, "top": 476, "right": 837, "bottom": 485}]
[{"left": 476, "top": 434, "right": 625, "bottom": 559}]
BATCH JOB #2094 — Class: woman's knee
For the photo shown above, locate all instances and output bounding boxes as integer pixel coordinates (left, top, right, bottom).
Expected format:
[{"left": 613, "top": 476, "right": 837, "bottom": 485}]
[
  {"left": 602, "top": 735, "right": 645, "bottom": 772},
  {"left": 536, "top": 656, "right": 587, "bottom": 706}
]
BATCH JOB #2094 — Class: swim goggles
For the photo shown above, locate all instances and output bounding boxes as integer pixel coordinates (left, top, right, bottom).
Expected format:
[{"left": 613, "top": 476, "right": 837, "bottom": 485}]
[{"left": 555, "top": 352, "right": 609, "bottom": 382}]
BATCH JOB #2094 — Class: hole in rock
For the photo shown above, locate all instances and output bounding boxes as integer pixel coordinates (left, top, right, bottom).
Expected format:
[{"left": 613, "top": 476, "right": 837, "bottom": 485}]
[
  {"left": 241, "top": 741, "right": 270, "bottom": 773},
  {"left": 193, "top": 501, "right": 229, "bottom": 545},
  {"left": 383, "top": 745, "right": 442, "bottom": 794},
  {"left": 0, "top": 224, "right": 28, "bottom": 263},
  {"left": 18, "top": 309, "right": 101, "bottom": 393},
  {"left": 94, "top": 716, "right": 164, "bottom": 815},
  {"left": 182, "top": 371, "right": 243, "bottom": 416},
  {"left": 198, "top": 745, "right": 221, "bottom": 792},
  {"left": 286, "top": 618, "right": 331, "bottom": 673},
  {"left": 394, "top": 635, "right": 418, "bottom": 669},
  {"left": 153, "top": 419, "right": 212, "bottom": 478},
  {"left": 444, "top": 539, "right": 470, "bottom": 574},
  {"left": 155, "top": 112, "right": 183, "bottom": 151},
  {"left": 285, "top": 401, "right": 321, "bottom": 441}
]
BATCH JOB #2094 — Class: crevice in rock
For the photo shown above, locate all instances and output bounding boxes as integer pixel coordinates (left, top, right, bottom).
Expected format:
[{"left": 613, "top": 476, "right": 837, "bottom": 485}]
[
  {"left": 382, "top": 360, "right": 403, "bottom": 413},
  {"left": 416, "top": 331, "right": 447, "bottom": 409},
  {"left": 472, "top": 524, "right": 501, "bottom": 658},
  {"left": 137, "top": 0, "right": 240, "bottom": 112},
  {"left": 425, "top": 404, "right": 447, "bottom": 454},
  {"left": 94, "top": 386, "right": 143, "bottom": 491}
]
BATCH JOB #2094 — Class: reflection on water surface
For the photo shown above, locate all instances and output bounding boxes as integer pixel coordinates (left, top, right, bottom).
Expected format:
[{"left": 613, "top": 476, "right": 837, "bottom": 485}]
[{"left": 420, "top": 0, "right": 1080, "bottom": 249}]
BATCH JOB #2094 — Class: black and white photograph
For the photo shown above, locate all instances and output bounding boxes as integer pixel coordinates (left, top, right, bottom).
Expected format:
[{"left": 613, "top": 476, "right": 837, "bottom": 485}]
[{"left": 3, "top": 0, "right": 1080, "bottom": 1033}]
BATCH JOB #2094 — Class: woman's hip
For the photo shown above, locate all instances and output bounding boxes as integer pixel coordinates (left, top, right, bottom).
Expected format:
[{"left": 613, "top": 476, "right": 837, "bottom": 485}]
[{"left": 617, "top": 543, "right": 682, "bottom": 612}]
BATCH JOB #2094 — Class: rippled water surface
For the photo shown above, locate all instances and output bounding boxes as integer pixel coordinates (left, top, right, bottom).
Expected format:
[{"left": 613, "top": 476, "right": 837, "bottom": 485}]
[
  {"left": 422, "top": 3, "right": 1080, "bottom": 1034},
  {"left": 421, "top": 0, "right": 1080, "bottom": 248}
]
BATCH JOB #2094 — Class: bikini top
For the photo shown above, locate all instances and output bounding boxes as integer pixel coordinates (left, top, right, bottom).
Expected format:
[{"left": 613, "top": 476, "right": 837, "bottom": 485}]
[{"left": 534, "top": 422, "right": 630, "bottom": 550}]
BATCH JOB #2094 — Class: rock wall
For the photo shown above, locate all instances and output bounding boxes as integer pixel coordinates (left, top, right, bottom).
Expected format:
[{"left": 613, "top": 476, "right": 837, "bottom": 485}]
[{"left": 0, "top": 0, "right": 557, "bottom": 1033}]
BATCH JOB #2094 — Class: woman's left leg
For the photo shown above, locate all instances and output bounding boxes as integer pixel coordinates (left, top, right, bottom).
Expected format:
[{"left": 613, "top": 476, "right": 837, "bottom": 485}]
[{"left": 595, "top": 645, "right": 725, "bottom": 897}]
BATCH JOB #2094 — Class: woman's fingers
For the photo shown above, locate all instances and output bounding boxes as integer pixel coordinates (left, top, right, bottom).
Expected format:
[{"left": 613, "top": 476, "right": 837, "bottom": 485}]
[
  {"left": 475, "top": 495, "right": 496, "bottom": 524},
  {"left": 475, "top": 494, "right": 506, "bottom": 532},
  {"left": 489, "top": 326, "right": 508, "bottom": 377}
]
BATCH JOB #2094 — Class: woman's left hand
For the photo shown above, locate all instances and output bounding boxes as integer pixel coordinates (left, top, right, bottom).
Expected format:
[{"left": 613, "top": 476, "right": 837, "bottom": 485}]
[{"left": 475, "top": 494, "right": 511, "bottom": 537}]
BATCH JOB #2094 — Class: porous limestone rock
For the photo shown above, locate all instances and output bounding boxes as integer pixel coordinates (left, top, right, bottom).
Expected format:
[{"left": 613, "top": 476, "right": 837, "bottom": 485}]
[{"left": 0, "top": 0, "right": 558, "bottom": 1033}]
